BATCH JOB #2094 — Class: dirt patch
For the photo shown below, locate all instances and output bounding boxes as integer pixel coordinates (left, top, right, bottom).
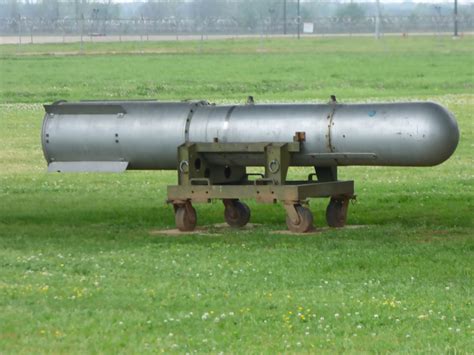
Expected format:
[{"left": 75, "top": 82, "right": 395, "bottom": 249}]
[
  {"left": 416, "top": 229, "right": 470, "bottom": 243},
  {"left": 150, "top": 224, "right": 368, "bottom": 236},
  {"left": 9, "top": 49, "right": 184, "bottom": 57},
  {"left": 273, "top": 224, "right": 369, "bottom": 235},
  {"left": 149, "top": 223, "right": 261, "bottom": 236}
]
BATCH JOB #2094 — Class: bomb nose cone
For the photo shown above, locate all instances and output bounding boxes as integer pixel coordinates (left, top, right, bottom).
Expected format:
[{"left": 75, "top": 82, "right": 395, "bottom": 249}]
[{"left": 423, "top": 102, "right": 459, "bottom": 166}]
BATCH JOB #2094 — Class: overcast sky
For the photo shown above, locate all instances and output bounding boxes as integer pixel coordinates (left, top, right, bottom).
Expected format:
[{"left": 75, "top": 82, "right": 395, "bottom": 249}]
[
  {"left": 104, "top": 0, "right": 471, "bottom": 3},
  {"left": 14, "top": 0, "right": 471, "bottom": 5}
]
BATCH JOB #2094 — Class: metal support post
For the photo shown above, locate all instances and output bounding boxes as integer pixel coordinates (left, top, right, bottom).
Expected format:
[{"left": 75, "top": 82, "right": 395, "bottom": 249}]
[
  {"left": 454, "top": 0, "right": 459, "bottom": 37},
  {"left": 297, "top": 0, "right": 301, "bottom": 39}
]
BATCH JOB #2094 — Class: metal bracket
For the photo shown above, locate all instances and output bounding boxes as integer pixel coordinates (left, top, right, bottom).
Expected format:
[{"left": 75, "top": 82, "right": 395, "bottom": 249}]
[
  {"left": 315, "top": 166, "right": 338, "bottom": 182},
  {"left": 176, "top": 141, "right": 301, "bottom": 186},
  {"left": 264, "top": 143, "right": 291, "bottom": 185}
]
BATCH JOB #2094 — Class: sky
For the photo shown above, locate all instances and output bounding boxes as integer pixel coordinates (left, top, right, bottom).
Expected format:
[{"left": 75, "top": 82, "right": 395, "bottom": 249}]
[
  {"left": 12, "top": 0, "right": 472, "bottom": 5},
  {"left": 103, "top": 0, "right": 471, "bottom": 3}
]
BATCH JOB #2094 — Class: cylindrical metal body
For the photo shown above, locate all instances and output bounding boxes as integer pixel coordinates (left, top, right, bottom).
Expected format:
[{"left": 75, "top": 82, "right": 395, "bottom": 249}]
[{"left": 42, "top": 100, "right": 459, "bottom": 172}]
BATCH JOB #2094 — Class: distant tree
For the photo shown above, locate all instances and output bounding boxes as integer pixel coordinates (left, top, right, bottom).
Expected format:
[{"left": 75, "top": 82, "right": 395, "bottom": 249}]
[
  {"left": 38, "top": 0, "right": 60, "bottom": 20},
  {"left": 74, "top": 0, "right": 80, "bottom": 20},
  {"left": 238, "top": 0, "right": 258, "bottom": 30},
  {"left": 336, "top": 3, "right": 366, "bottom": 20},
  {"left": 300, "top": 6, "right": 312, "bottom": 22},
  {"left": 200, "top": 0, "right": 220, "bottom": 20},
  {"left": 141, "top": 0, "right": 161, "bottom": 20},
  {"left": 8, "top": 0, "right": 19, "bottom": 18}
]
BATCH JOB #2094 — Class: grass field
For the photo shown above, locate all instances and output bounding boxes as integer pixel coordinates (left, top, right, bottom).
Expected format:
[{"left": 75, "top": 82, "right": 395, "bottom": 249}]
[
  {"left": 0, "top": 37, "right": 473, "bottom": 353},
  {"left": 1, "top": 36, "right": 473, "bottom": 103}
]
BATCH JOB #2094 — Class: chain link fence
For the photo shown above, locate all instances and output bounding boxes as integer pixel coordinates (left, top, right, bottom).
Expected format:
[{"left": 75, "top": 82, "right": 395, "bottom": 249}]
[{"left": 1, "top": 15, "right": 473, "bottom": 44}]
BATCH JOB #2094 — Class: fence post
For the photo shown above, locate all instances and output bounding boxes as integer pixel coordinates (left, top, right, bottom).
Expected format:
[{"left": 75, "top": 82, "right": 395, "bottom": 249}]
[
  {"left": 146, "top": 19, "right": 149, "bottom": 41},
  {"left": 297, "top": 0, "right": 301, "bottom": 39},
  {"left": 176, "top": 20, "right": 179, "bottom": 41},
  {"left": 80, "top": 14, "right": 84, "bottom": 54},
  {"left": 454, "top": 0, "right": 459, "bottom": 37},
  {"left": 18, "top": 16, "right": 22, "bottom": 47},
  {"left": 199, "top": 19, "right": 205, "bottom": 53},
  {"left": 375, "top": 0, "right": 381, "bottom": 39},
  {"left": 259, "top": 21, "right": 264, "bottom": 52},
  {"left": 30, "top": 20, "right": 33, "bottom": 44}
]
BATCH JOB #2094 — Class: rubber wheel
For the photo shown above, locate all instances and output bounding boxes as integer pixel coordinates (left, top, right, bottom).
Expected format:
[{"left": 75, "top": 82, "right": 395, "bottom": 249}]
[
  {"left": 286, "top": 205, "right": 314, "bottom": 233},
  {"left": 326, "top": 198, "right": 348, "bottom": 228},
  {"left": 175, "top": 205, "right": 197, "bottom": 232},
  {"left": 224, "top": 201, "right": 251, "bottom": 228}
]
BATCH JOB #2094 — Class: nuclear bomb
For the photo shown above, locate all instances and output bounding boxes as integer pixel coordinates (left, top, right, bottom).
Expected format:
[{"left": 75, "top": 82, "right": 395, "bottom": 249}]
[{"left": 41, "top": 98, "right": 459, "bottom": 232}]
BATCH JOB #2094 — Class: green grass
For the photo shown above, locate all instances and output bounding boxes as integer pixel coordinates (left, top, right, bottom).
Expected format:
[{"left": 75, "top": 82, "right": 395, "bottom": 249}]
[
  {"left": 0, "top": 36, "right": 473, "bottom": 103},
  {"left": 0, "top": 37, "right": 473, "bottom": 353}
]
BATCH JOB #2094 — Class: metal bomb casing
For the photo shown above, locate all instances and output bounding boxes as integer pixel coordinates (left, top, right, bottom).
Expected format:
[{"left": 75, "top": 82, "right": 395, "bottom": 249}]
[{"left": 41, "top": 100, "right": 459, "bottom": 172}]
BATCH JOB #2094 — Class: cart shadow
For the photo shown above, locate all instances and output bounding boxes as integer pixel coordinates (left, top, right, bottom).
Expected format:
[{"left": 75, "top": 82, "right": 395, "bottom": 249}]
[{"left": 149, "top": 223, "right": 369, "bottom": 237}]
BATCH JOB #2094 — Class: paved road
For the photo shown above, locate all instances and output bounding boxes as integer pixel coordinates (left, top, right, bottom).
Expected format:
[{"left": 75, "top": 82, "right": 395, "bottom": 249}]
[{"left": 1, "top": 32, "right": 470, "bottom": 45}]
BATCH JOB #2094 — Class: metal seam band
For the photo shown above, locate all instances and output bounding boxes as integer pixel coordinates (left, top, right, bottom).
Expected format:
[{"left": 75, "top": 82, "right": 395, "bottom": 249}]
[
  {"left": 327, "top": 103, "right": 337, "bottom": 153},
  {"left": 184, "top": 103, "right": 199, "bottom": 142}
]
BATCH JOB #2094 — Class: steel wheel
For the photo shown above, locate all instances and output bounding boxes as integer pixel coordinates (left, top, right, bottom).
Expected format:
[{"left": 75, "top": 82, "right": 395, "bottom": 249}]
[
  {"left": 286, "top": 205, "right": 314, "bottom": 233},
  {"left": 326, "top": 197, "right": 348, "bottom": 228},
  {"left": 224, "top": 201, "right": 251, "bottom": 228},
  {"left": 175, "top": 205, "right": 197, "bottom": 231}
]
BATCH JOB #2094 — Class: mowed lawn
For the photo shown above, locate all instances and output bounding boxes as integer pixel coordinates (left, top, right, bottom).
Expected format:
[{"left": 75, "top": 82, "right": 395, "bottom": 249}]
[{"left": 0, "top": 37, "right": 473, "bottom": 353}]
